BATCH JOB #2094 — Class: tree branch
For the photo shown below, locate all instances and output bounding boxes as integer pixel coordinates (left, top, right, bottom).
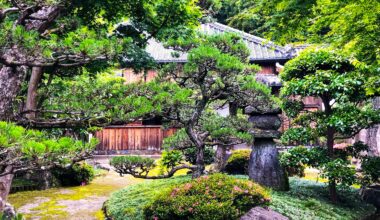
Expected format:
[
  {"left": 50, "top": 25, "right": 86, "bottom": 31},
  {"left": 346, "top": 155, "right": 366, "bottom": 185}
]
[
  {"left": 0, "top": 7, "right": 19, "bottom": 21},
  {"left": 118, "top": 164, "right": 196, "bottom": 179},
  {"left": 0, "top": 54, "right": 108, "bottom": 68}
]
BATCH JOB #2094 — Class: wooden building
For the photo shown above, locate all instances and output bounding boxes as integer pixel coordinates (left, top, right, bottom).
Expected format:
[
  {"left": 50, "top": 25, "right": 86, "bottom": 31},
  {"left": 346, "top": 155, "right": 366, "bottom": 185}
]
[{"left": 95, "top": 22, "right": 321, "bottom": 154}]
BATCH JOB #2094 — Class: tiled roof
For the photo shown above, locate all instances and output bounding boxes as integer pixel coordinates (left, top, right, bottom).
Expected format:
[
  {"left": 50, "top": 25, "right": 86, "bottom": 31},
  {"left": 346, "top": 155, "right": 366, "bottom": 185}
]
[{"left": 146, "top": 22, "right": 294, "bottom": 63}]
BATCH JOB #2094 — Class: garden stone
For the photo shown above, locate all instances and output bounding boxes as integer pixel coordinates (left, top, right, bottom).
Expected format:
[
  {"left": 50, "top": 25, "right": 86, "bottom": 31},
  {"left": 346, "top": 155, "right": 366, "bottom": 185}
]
[{"left": 240, "top": 207, "right": 288, "bottom": 220}]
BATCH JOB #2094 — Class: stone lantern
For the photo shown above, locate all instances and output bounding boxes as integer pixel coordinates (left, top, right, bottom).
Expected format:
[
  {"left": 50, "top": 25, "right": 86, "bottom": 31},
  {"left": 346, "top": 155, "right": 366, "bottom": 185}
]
[{"left": 245, "top": 106, "right": 289, "bottom": 191}]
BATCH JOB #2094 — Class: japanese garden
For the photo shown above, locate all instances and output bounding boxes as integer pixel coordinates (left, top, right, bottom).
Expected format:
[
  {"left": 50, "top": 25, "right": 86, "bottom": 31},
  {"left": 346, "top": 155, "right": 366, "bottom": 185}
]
[{"left": 0, "top": 0, "right": 379, "bottom": 219}]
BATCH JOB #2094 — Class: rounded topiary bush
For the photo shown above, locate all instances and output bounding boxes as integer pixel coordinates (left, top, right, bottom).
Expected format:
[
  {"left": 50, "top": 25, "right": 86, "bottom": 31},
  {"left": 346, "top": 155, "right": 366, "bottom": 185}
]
[
  {"left": 144, "top": 173, "right": 270, "bottom": 220},
  {"left": 225, "top": 150, "right": 251, "bottom": 175}
]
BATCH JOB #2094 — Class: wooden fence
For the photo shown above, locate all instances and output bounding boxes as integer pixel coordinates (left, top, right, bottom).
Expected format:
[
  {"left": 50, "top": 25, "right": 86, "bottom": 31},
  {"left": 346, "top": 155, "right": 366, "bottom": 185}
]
[{"left": 95, "top": 125, "right": 177, "bottom": 154}]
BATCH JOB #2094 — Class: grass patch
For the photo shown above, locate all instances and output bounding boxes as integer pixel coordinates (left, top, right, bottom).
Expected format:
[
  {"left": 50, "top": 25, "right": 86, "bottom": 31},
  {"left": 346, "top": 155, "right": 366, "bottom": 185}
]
[
  {"left": 270, "top": 178, "right": 376, "bottom": 220},
  {"left": 105, "top": 175, "right": 191, "bottom": 220},
  {"left": 106, "top": 175, "right": 376, "bottom": 220}
]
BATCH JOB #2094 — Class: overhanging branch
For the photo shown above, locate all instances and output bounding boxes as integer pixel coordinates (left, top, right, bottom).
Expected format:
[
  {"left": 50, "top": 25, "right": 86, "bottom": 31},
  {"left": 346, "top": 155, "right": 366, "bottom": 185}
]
[
  {"left": 116, "top": 164, "right": 196, "bottom": 179},
  {"left": 0, "top": 7, "right": 19, "bottom": 20}
]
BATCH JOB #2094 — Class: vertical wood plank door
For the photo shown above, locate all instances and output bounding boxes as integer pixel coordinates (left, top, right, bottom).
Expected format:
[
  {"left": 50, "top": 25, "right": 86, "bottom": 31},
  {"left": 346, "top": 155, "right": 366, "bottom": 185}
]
[{"left": 95, "top": 126, "right": 177, "bottom": 154}]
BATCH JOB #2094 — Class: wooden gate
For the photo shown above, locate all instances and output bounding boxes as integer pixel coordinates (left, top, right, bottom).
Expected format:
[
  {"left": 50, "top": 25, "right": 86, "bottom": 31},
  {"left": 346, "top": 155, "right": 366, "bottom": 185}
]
[{"left": 95, "top": 126, "right": 177, "bottom": 154}]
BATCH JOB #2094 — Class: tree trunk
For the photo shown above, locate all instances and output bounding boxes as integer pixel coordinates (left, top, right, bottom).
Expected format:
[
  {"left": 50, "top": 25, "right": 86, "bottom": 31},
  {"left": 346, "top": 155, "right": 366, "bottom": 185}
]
[
  {"left": 323, "top": 98, "right": 338, "bottom": 202},
  {"left": 0, "top": 166, "right": 14, "bottom": 211},
  {"left": 248, "top": 139, "right": 289, "bottom": 191},
  {"left": 214, "top": 145, "right": 227, "bottom": 172},
  {"left": 214, "top": 102, "right": 238, "bottom": 172},
  {"left": 326, "top": 126, "right": 337, "bottom": 202},
  {"left": 40, "top": 170, "right": 52, "bottom": 190},
  {"left": 0, "top": 66, "right": 27, "bottom": 120},
  {"left": 192, "top": 146, "right": 205, "bottom": 178},
  {"left": 25, "top": 67, "right": 43, "bottom": 119}
]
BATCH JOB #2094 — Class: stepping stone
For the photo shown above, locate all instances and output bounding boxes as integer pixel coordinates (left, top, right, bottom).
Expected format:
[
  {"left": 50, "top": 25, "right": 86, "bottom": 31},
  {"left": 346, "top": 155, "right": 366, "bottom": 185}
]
[{"left": 240, "top": 207, "right": 288, "bottom": 220}]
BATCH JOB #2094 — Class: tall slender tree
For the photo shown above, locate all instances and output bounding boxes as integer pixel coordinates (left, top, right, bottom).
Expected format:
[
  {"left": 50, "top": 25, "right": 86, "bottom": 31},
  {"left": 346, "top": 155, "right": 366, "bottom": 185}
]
[{"left": 281, "top": 48, "right": 380, "bottom": 202}]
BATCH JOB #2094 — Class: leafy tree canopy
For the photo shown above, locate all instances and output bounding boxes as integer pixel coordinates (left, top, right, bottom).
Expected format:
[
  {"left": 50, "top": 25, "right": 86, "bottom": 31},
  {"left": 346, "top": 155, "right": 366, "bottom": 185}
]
[
  {"left": 0, "top": 0, "right": 202, "bottom": 122},
  {"left": 0, "top": 0, "right": 201, "bottom": 68},
  {"left": 215, "top": 0, "right": 380, "bottom": 95},
  {"left": 281, "top": 48, "right": 380, "bottom": 141}
]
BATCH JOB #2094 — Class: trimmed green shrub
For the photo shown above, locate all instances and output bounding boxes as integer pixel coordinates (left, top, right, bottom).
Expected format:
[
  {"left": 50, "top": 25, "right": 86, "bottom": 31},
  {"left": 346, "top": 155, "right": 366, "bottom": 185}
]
[
  {"left": 225, "top": 150, "right": 251, "bottom": 175},
  {"left": 110, "top": 156, "right": 156, "bottom": 176},
  {"left": 144, "top": 173, "right": 270, "bottom": 220},
  {"left": 52, "top": 163, "right": 94, "bottom": 186},
  {"left": 183, "top": 146, "right": 215, "bottom": 165}
]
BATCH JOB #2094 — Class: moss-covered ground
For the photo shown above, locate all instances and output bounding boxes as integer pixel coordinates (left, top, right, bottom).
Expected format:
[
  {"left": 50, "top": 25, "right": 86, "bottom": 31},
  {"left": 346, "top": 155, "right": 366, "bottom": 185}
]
[
  {"left": 8, "top": 170, "right": 143, "bottom": 220},
  {"left": 8, "top": 158, "right": 189, "bottom": 220}
]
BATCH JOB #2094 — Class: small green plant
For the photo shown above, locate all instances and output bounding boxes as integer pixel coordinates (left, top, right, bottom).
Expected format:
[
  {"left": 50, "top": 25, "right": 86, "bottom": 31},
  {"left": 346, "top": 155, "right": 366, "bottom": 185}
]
[
  {"left": 320, "top": 159, "right": 356, "bottom": 189},
  {"left": 182, "top": 146, "right": 215, "bottom": 165},
  {"left": 361, "top": 156, "right": 380, "bottom": 185},
  {"left": 280, "top": 146, "right": 310, "bottom": 177},
  {"left": 225, "top": 150, "right": 251, "bottom": 175},
  {"left": 52, "top": 163, "right": 95, "bottom": 186},
  {"left": 143, "top": 173, "right": 270, "bottom": 220},
  {"left": 160, "top": 150, "right": 183, "bottom": 170}
]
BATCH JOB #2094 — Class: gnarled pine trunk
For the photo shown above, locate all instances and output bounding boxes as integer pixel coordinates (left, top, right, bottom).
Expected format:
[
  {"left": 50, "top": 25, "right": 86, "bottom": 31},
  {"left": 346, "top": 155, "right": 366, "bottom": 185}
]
[
  {"left": 25, "top": 67, "right": 43, "bottom": 119},
  {"left": 192, "top": 146, "right": 205, "bottom": 178},
  {"left": 0, "top": 66, "right": 27, "bottom": 120}
]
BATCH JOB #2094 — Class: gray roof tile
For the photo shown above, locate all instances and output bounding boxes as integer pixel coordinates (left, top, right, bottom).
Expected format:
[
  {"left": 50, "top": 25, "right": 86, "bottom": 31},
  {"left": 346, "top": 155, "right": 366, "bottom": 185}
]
[{"left": 147, "top": 22, "right": 294, "bottom": 63}]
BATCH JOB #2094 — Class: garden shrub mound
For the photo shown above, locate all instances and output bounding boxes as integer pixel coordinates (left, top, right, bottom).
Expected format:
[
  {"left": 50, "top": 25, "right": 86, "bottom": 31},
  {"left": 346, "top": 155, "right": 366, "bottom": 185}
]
[
  {"left": 225, "top": 150, "right": 251, "bottom": 175},
  {"left": 144, "top": 173, "right": 269, "bottom": 220}
]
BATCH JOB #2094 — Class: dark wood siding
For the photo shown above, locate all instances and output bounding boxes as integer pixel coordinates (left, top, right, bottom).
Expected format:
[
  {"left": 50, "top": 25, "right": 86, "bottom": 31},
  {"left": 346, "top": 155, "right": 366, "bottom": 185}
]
[{"left": 95, "top": 126, "right": 177, "bottom": 154}]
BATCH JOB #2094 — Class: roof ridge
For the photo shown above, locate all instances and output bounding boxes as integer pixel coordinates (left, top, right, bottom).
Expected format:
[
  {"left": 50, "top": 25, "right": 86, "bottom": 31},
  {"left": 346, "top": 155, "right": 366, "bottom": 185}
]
[{"left": 207, "top": 22, "right": 288, "bottom": 53}]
